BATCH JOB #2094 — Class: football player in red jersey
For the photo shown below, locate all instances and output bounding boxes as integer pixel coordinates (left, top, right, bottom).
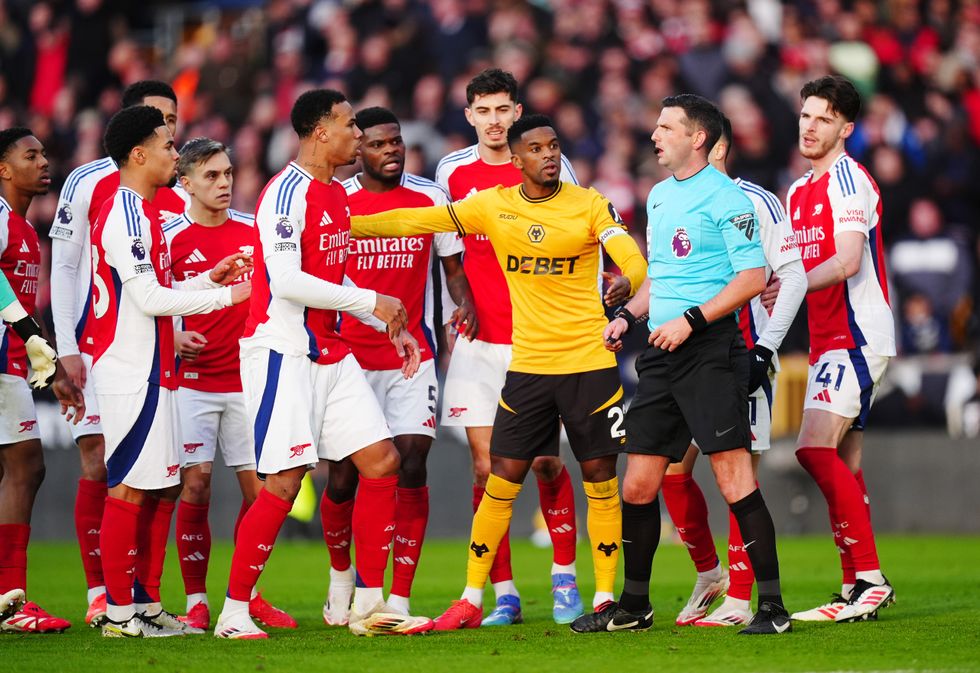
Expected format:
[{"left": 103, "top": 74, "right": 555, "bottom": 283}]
[
  {"left": 320, "top": 107, "right": 475, "bottom": 623},
  {"left": 778, "top": 76, "right": 895, "bottom": 623},
  {"left": 433, "top": 68, "right": 586, "bottom": 626},
  {"left": 50, "top": 80, "right": 189, "bottom": 625},
  {"left": 0, "top": 127, "right": 85, "bottom": 633},
  {"left": 213, "top": 89, "right": 432, "bottom": 639},
  {"left": 163, "top": 138, "right": 295, "bottom": 631},
  {"left": 92, "top": 106, "right": 250, "bottom": 638}
]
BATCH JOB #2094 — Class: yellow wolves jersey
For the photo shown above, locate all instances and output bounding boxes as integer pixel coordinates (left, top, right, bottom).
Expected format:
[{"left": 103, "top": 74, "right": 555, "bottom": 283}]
[{"left": 351, "top": 182, "right": 646, "bottom": 375}]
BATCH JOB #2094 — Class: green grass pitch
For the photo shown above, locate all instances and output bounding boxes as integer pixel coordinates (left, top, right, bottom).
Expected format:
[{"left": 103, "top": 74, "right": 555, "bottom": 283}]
[{"left": 9, "top": 535, "right": 980, "bottom": 672}]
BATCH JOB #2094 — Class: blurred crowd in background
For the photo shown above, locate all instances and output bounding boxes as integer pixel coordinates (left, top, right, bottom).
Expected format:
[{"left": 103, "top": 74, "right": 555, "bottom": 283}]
[{"left": 2, "top": 0, "right": 980, "bottom": 431}]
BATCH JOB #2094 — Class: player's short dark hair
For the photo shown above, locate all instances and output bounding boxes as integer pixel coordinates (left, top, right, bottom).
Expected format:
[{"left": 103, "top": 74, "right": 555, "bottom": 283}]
[
  {"left": 103, "top": 105, "right": 166, "bottom": 166},
  {"left": 466, "top": 68, "right": 519, "bottom": 105},
  {"left": 507, "top": 114, "right": 554, "bottom": 148},
  {"left": 122, "top": 80, "right": 177, "bottom": 108},
  {"left": 661, "top": 93, "right": 723, "bottom": 155},
  {"left": 355, "top": 106, "right": 400, "bottom": 131},
  {"left": 800, "top": 75, "right": 861, "bottom": 122},
  {"left": 718, "top": 114, "right": 733, "bottom": 160},
  {"left": 177, "top": 137, "right": 230, "bottom": 177},
  {"left": 291, "top": 89, "right": 347, "bottom": 138},
  {"left": 0, "top": 127, "right": 33, "bottom": 161}
]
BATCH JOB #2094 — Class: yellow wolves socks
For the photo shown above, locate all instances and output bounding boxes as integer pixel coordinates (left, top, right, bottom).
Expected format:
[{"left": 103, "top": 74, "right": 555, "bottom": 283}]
[
  {"left": 584, "top": 477, "right": 621, "bottom": 595},
  {"left": 466, "top": 474, "right": 522, "bottom": 590}
]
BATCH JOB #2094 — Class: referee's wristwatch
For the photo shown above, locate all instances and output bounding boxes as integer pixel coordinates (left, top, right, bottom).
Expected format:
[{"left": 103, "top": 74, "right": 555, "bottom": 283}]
[{"left": 613, "top": 306, "right": 648, "bottom": 334}]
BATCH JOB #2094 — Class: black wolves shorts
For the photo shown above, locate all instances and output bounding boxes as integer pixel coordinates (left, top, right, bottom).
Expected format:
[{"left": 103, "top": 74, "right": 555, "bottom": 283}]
[
  {"left": 625, "top": 319, "right": 750, "bottom": 461},
  {"left": 491, "top": 367, "right": 626, "bottom": 463}
]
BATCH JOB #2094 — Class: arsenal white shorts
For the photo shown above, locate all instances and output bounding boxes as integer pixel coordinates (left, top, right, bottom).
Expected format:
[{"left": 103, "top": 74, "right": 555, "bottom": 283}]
[
  {"left": 0, "top": 374, "right": 40, "bottom": 444},
  {"left": 363, "top": 360, "right": 438, "bottom": 438},
  {"left": 99, "top": 384, "right": 180, "bottom": 490},
  {"left": 803, "top": 347, "right": 890, "bottom": 430},
  {"left": 441, "top": 337, "right": 512, "bottom": 427},
  {"left": 68, "top": 353, "right": 103, "bottom": 440},
  {"left": 242, "top": 349, "right": 391, "bottom": 476},
  {"left": 749, "top": 370, "right": 776, "bottom": 452},
  {"left": 176, "top": 388, "right": 256, "bottom": 470}
]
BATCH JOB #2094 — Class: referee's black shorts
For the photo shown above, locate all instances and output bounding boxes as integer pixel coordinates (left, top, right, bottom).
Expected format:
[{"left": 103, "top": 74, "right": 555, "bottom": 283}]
[
  {"left": 625, "top": 318, "right": 750, "bottom": 461},
  {"left": 491, "top": 366, "right": 626, "bottom": 463}
]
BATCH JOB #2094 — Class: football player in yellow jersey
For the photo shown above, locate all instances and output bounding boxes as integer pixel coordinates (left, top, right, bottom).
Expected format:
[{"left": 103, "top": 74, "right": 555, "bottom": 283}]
[{"left": 351, "top": 114, "right": 647, "bottom": 630}]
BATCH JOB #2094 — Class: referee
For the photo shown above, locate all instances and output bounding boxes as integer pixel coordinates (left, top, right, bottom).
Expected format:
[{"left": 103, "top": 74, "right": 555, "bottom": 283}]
[{"left": 573, "top": 94, "right": 790, "bottom": 635}]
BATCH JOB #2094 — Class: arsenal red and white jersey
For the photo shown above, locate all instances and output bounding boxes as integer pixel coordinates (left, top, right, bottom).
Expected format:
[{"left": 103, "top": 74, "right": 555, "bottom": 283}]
[
  {"left": 90, "top": 187, "right": 178, "bottom": 393},
  {"left": 787, "top": 153, "right": 895, "bottom": 363},
  {"left": 52, "top": 156, "right": 189, "bottom": 356},
  {"left": 735, "top": 177, "right": 801, "bottom": 355},
  {"left": 242, "top": 162, "right": 354, "bottom": 364},
  {"left": 434, "top": 144, "right": 578, "bottom": 344},
  {"left": 341, "top": 173, "right": 462, "bottom": 371},
  {"left": 164, "top": 209, "right": 254, "bottom": 392},
  {"left": 0, "top": 198, "right": 40, "bottom": 378}
]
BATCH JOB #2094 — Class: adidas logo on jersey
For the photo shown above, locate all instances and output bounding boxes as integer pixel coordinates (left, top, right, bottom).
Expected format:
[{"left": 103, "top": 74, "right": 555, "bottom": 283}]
[
  {"left": 394, "top": 556, "right": 416, "bottom": 566},
  {"left": 186, "top": 248, "right": 208, "bottom": 264},
  {"left": 88, "top": 549, "right": 101, "bottom": 557},
  {"left": 551, "top": 524, "right": 573, "bottom": 534},
  {"left": 422, "top": 416, "right": 436, "bottom": 429},
  {"left": 182, "top": 551, "right": 206, "bottom": 562},
  {"left": 812, "top": 389, "right": 832, "bottom": 403},
  {"left": 19, "top": 240, "right": 31, "bottom": 253}
]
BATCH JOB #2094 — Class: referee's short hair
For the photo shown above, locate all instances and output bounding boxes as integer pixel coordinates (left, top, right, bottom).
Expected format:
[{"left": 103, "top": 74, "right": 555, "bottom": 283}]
[
  {"left": 717, "top": 114, "right": 733, "bottom": 160},
  {"left": 801, "top": 75, "right": 861, "bottom": 122},
  {"left": 661, "top": 94, "right": 723, "bottom": 156}
]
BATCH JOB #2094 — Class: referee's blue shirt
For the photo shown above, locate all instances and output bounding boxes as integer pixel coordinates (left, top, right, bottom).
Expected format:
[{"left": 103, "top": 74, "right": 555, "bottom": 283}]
[{"left": 646, "top": 164, "right": 765, "bottom": 329}]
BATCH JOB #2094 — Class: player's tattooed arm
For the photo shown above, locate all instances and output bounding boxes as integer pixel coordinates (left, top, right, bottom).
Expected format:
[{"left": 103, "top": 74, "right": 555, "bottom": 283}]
[{"left": 441, "top": 253, "right": 478, "bottom": 340}]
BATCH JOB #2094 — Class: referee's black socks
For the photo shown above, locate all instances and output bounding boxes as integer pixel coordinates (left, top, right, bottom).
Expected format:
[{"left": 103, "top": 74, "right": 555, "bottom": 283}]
[
  {"left": 729, "top": 488, "right": 784, "bottom": 608},
  {"left": 618, "top": 498, "right": 661, "bottom": 612}
]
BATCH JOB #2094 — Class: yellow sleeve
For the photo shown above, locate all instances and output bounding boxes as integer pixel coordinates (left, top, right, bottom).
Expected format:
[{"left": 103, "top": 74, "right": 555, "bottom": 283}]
[
  {"left": 601, "top": 230, "right": 647, "bottom": 299},
  {"left": 350, "top": 204, "right": 460, "bottom": 238},
  {"left": 350, "top": 192, "right": 489, "bottom": 239}
]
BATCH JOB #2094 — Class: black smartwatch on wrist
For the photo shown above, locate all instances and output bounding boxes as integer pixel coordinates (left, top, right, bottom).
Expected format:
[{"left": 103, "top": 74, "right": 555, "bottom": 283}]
[{"left": 613, "top": 306, "right": 637, "bottom": 333}]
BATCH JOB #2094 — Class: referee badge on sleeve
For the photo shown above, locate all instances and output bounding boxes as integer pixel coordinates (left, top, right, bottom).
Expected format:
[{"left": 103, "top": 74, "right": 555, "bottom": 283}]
[{"left": 729, "top": 212, "right": 757, "bottom": 240}]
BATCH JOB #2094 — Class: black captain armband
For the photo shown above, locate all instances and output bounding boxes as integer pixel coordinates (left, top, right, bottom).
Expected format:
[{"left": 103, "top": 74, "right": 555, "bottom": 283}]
[{"left": 683, "top": 306, "right": 708, "bottom": 332}]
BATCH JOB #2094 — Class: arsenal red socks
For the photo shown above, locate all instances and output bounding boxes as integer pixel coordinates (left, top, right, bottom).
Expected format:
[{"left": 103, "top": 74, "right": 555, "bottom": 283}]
[
  {"left": 74, "top": 479, "right": 106, "bottom": 589},
  {"left": 176, "top": 500, "right": 211, "bottom": 596},
  {"left": 101, "top": 497, "right": 140, "bottom": 610},
  {"left": 537, "top": 466, "right": 576, "bottom": 566},
  {"left": 726, "top": 510, "right": 755, "bottom": 601},
  {"left": 352, "top": 476, "right": 397, "bottom": 588},
  {"left": 797, "top": 447, "right": 880, "bottom": 573},
  {"left": 0, "top": 523, "right": 29, "bottom": 594},
  {"left": 233, "top": 498, "right": 249, "bottom": 544},
  {"left": 134, "top": 497, "right": 175, "bottom": 604},
  {"left": 320, "top": 492, "right": 354, "bottom": 572},
  {"left": 390, "top": 486, "right": 429, "bottom": 598},
  {"left": 227, "top": 488, "right": 292, "bottom": 601},
  {"left": 661, "top": 473, "right": 719, "bottom": 572}
]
